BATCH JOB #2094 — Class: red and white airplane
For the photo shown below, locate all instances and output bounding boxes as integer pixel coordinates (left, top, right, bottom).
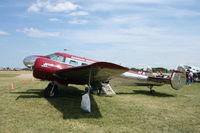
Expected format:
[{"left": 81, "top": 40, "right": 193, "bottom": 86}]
[{"left": 23, "top": 52, "right": 186, "bottom": 112}]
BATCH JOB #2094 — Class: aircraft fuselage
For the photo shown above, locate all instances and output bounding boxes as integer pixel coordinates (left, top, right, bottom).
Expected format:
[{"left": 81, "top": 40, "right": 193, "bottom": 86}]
[{"left": 24, "top": 52, "right": 165, "bottom": 86}]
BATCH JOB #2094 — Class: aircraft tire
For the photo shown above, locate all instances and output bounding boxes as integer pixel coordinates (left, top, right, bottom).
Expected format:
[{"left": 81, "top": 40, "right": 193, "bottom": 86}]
[
  {"left": 91, "top": 82, "right": 102, "bottom": 95},
  {"left": 44, "top": 83, "right": 58, "bottom": 98},
  {"left": 150, "top": 89, "right": 155, "bottom": 94}
]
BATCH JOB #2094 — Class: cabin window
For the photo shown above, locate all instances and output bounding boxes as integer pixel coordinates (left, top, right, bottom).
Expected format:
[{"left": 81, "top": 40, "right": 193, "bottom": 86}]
[
  {"left": 69, "top": 60, "right": 78, "bottom": 66},
  {"left": 47, "top": 54, "right": 57, "bottom": 60},
  {"left": 81, "top": 63, "right": 88, "bottom": 66}
]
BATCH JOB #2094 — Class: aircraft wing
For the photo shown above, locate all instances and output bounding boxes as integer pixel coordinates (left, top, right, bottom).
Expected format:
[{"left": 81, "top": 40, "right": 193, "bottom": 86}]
[{"left": 55, "top": 62, "right": 129, "bottom": 85}]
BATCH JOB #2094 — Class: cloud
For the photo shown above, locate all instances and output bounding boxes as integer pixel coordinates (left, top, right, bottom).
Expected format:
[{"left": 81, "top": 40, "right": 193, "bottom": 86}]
[
  {"left": 48, "top": 18, "right": 61, "bottom": 22},
  {"left": 28, "top": 0, "right": 80, "bottom": 13},
  {"left": 68, "top": 19, "right": 89, "bottom": 24},
  {"left": 81, "top": 0, "right": 192, "bottom": 4},
  {"left": 69, "top": 11, "right": 89, "bottom": 16},
  {"left": 23, "top": 0, "right": 199, "bottom": 68},
  {"left": 0, "top": 30, "right": 9, "bottom": 35},
  {"left": 16, "top": 28, "right": 60, "bottom": 38},
  {"left": 69, "top": 33, "right": 200, "bottom": 68},
  {"left": 104, "top": 0, "right": 162, "bottom": 3},
  {"left": 86, "top": 0, "right": 199, "bottom": 16},
  {"left": 169, "top": 8, "right": 200, "bottom": 17}
]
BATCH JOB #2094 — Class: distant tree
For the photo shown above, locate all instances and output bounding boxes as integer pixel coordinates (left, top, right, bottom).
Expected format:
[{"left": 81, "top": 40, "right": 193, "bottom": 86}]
[
  {"left": 130, "top": 67, "right": 143, "bottom": 72},
  {"left": 21, "top": 68, "right": 32, "bottom": 71},
  {"left": 152, "top": 67, "right": 169, "bottom": 73}
]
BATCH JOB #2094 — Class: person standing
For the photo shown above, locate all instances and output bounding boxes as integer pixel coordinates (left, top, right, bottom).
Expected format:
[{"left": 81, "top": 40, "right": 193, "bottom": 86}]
[
  {"left": 186, "top": 70, "right": 190, "bottom": 85},
  {"left": 189, "top": 71, "right": 194, "bottom": 83}
]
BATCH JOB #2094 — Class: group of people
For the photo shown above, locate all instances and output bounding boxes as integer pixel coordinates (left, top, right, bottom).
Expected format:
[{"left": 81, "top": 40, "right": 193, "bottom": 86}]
[{"left": 186, "top": 70, "right": 194, "bottom": 85}]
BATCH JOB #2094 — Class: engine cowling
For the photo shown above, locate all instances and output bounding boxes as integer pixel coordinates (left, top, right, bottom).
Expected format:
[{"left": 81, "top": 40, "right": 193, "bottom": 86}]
[{"left": 33, "top": 58, "right": 70, "bottom": 81}]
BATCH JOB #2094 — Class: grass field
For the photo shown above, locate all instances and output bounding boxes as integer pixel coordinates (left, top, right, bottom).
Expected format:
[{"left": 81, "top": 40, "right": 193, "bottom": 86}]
[
  {"left": 0, "top": 71, "right": 22, "bottom": 78},
  {"left": 0, "top": 71, "right": 200, "bottom": 133}
]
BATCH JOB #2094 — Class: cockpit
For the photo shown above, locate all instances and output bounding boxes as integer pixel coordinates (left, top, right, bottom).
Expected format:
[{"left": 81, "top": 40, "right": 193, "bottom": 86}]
[{"left": 46, "top": 54, "right": 65, "bottom": 63}]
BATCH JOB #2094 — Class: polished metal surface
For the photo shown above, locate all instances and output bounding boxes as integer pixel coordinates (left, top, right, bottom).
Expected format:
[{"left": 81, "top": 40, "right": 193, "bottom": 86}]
[{"left": 23, "top": 56, "right": 38, "bottom": 68}]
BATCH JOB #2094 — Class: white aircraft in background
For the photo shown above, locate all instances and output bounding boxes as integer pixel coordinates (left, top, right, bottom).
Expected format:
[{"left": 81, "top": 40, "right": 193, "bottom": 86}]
[{"left": 184, "top": 65, "right": 200, "bottom": 81}]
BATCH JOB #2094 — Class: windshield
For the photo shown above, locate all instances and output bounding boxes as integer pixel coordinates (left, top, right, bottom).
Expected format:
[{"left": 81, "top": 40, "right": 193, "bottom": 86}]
[{"left": 46, "top": 54, "right": 65, "bottom": 63}]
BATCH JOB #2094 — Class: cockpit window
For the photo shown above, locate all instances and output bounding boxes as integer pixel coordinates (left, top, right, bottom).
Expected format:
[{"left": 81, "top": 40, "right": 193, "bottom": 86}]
[
  {"left": 57, "top": 56, "right": 65, "bottom": 62},
  {"left": 47, "top": 54, "right": 65, "bottom": 63},
  {"left": 69, "top": 60, "right": 78, "bottom": 66}
]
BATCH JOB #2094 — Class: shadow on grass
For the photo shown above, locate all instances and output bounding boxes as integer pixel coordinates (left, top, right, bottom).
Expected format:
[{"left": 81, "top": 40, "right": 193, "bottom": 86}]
[
  {"left": 47, "top": 86, "right": 102, "bottom": 119},
  {"left": 133, "top": 90, "right": 175, "bottom": 97},
  {"left": 11, "top": 86, "right": 102, "bottom": 119},
  {"left": 117, "top": 90, "right": 175, "bottom": 97},
  {"left": 11, "top": 89, "right": 43, "bottom": 100}
]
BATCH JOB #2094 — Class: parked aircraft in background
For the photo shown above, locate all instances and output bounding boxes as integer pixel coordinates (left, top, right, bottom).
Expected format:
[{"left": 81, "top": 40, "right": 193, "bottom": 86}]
[{"left": 23, "top": 52, "right": 186, "bottom": 112}]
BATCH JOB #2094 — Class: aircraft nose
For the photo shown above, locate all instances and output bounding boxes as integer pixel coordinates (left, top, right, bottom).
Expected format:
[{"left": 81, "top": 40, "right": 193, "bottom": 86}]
[{"left": 23, "top": 56, "right": 38, "bottom": 68}]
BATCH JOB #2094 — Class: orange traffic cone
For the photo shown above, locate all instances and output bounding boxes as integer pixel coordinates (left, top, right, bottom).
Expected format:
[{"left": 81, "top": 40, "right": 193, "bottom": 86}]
[
  {"left": 24, "top": 80, "right": 27, "bottom": 85},
  {"left": 10, "top": 83, "right": 14, "bottom": 89}
]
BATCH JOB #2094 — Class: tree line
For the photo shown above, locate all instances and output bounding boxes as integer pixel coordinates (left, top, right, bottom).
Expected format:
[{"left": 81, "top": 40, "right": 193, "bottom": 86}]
[{"left": 130, "top": 67, "right": 172, "bottom": 73}]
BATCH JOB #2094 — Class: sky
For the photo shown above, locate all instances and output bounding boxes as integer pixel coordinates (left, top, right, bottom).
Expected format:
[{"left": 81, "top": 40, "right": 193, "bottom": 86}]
[{"left": 0, "top": 0, "right": 200, "bottom": 69}]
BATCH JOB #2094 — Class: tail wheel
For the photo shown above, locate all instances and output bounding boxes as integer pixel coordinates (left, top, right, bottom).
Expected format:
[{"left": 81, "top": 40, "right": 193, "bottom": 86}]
[
  {"left": 44, "top": 82, "right": 58, "bottom": 98},
  {"left": 148, "top": 85, "right": 155, "bottom": 94}
]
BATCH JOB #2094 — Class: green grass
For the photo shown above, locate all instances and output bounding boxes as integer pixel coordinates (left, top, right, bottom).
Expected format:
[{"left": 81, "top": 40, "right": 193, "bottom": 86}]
[
  {"left": 0, "top": 71, "right": 31, "bottom": 78},
  {"left": 0, "top": 71, "right": 200, "bottom": 133}
]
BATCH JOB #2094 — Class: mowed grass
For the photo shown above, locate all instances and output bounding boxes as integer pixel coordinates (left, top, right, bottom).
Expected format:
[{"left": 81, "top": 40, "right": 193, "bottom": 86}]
[
  {"left": 0, "top": 71, "right": 200, "bottom": 133},
  {"left": 0, "top": 71, "right": 21, "bottom": 78}
]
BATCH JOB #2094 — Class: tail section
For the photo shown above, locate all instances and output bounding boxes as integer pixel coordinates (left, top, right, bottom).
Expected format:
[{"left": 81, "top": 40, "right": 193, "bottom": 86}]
[{"left": 170, "top": 65, "right": 186, "bottom": 90}]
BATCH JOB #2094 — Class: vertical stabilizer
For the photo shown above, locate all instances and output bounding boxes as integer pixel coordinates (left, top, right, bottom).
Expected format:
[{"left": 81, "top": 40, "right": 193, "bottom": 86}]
[{"left": 171, "top": 65, "right": 186, "bottom": 90}]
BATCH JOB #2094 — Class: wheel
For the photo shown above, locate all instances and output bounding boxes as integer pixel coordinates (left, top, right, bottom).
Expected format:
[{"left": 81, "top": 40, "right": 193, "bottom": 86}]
[
  {"left": 150, "top": 89, "right": 155, "bottom": 94},
  {"left": 90, "top": 82, "right": 103, "bottom": 95},
  {"left": 44, "top": 83, "right": 58, "bottom": 98},
  {"left": 90, "top": 88, "right": 98, "bottom": 95}
]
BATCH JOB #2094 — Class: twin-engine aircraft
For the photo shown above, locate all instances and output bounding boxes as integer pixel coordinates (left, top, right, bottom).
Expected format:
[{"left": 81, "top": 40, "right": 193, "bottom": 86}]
[{"left": 23, "top": 52, "right": 186, "bottom": 112}]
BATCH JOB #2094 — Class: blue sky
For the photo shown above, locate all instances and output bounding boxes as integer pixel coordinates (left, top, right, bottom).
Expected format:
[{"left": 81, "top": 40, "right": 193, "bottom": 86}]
[{"left": 0, "top": 0, "right": 200, "bottom": 69}]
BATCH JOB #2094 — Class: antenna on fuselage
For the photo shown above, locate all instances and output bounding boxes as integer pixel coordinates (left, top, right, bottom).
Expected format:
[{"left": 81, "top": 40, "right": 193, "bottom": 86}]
[{"left": 63, "top": 49, "right": 68, "bottom": 53}]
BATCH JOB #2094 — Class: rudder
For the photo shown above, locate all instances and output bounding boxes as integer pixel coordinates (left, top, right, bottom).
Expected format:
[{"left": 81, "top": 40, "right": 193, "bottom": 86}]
[{"left": 170, "top": 65, "right": 186, "bottom": 90}]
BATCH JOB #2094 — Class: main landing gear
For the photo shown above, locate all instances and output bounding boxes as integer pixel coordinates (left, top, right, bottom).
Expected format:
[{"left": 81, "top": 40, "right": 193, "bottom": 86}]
[
  {"left": 44, "top": 82, "right": 58, "bottom": 98},
  {"left": 90, "top": 82, "right": 103, "bottom": 95}
]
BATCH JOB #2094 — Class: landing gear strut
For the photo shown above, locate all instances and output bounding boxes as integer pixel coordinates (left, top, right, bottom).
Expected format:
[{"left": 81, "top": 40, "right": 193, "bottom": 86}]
[
  {"left": 148, "top": 85, "right": 155, "bottom": 94},
  {"left": 44, "top": 82, "right": 58, "bottom": 98}
]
